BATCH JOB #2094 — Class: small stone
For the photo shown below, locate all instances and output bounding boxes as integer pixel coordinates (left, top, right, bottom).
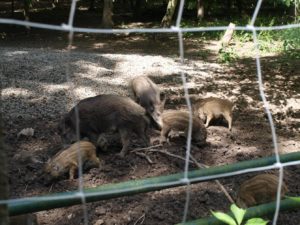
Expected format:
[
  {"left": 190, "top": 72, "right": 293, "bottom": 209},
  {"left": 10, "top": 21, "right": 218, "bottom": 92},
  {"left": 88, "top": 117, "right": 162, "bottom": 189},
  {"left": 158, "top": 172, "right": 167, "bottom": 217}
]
[
  {"left": 94, "top": 219, "right": 104, "bottom": 225},
  {"left": 67, "top": 213, "right": 73, "bottom": 219},
  {"left": 95, "top": 207, "right": 106, "bottom": 215}
]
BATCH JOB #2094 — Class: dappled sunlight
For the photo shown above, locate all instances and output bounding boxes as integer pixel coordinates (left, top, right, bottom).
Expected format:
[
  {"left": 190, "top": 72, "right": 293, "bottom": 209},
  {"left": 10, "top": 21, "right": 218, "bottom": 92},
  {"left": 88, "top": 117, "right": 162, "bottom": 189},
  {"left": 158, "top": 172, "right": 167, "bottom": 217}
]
[
  {"left": 93, "top": 42, "right": 106, "bottom": 49},
  {"left": 286, "top": 98, "right": 300, "bottom": 110},
  {"left": 278, "top": 137, "right": 300, "bottom": 154},
  {"left": 2, "top": 87, "right": 34, "bottom": 98},
  {"left": 73, "top": 86, "right": 99, "bottom": 100},
  {"left": 4, "top": 50, "right": 29, "bottom": 57}
]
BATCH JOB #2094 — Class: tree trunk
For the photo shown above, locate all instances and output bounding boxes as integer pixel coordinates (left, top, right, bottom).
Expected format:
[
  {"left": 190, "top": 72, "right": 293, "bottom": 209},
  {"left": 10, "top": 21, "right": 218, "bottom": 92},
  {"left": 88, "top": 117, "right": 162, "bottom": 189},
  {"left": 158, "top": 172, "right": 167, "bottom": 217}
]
[
  {"left": 23, "top": 0, "right": 30, "bottom": 30},
  {"left": 52, "top": 0, "right": 58, "bottom": 8},
  {"left": 220, "top": 22, "right": 235, "bottom": 48},
  {"left": 161, "top": 0, "right": 178, "bottom": 27},
  {"left": 197, "top": 0, "right": 204, "bottom": 20},
  {"left": 102, "top": 0, "right": 114, "bottom": 28},
  {"left": 295, "top": 0, "right": 299, "bottom": 21},
  {"left": 0, "top": 100, "right": 9, "bottom": 225}
]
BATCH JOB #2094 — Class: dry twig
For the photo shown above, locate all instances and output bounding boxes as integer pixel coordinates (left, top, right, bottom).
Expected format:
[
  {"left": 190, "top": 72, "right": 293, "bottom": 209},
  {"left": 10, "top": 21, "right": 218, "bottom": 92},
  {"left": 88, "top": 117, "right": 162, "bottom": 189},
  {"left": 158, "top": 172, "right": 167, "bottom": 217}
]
[
  {"left": 132, "top": 146, "right": 235, "bottom": 204},
  {"left": 133, "top": 213, "right": 145, "bottom": 225},
  {"left": 131, "top": 144, "right": 162, "bottom": 153},
  {"left": 48, "top": 184, "right": 54, "bottom": 193},
  {"left": 189, "top": 154, "right": 235, "bottom": 204},
  {"left": 134, "top": 152, "right": 153, "bottom": 164}
]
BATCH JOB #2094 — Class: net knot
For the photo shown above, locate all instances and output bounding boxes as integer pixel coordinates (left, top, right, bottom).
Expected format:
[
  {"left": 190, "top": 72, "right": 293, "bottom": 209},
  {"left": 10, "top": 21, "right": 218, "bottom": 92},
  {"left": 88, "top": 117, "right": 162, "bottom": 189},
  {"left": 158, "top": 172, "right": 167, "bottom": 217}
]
[
  {"left": 274, "top": 162, "right": 283, "bottom": 169},
  {"left": 62, "top": 23, "right": 72, "bottom": 30},
  {"left": 171, "top": 26, "right": 180, "bottom": 32},
  {"left": 246, "top": 25, "right": 255, "bottom": 30},
  {"left": 180, "top": 178, "right": 190, "bottom": 184}
]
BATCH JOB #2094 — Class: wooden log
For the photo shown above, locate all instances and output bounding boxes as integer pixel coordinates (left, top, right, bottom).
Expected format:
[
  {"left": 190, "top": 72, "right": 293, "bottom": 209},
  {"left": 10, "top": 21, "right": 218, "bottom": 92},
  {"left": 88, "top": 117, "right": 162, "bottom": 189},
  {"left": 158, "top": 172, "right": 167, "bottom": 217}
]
[{"left": 220, "top": 22, "right": 235, "bottom": 48}]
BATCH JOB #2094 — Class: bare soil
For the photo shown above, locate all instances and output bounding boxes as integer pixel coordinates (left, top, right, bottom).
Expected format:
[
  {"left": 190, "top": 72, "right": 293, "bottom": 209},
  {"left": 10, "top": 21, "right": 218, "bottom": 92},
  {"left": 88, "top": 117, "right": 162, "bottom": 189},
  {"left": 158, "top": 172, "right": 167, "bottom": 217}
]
[{"left": 1, "top": 2, "right": 300, "bottom": 225}]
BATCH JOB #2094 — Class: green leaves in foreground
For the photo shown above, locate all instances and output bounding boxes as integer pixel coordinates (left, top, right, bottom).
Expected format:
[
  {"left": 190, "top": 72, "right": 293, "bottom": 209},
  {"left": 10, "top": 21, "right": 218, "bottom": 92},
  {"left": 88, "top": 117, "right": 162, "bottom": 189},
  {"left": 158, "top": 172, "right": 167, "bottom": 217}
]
[
  {"left": 230, "top": 204, "right": 246, "bottom": 225},
  {"left": 244, "top": 218, "right": 269, "bottom": 225},
  {"left": 211, "top": 204, "right": 269, "bottom": 225},
  {"left": 287, "top": 196, "right": 300, "bottom": 202},
  {"left": 211, "top": 211, "right": 237, "bottom": 225}
]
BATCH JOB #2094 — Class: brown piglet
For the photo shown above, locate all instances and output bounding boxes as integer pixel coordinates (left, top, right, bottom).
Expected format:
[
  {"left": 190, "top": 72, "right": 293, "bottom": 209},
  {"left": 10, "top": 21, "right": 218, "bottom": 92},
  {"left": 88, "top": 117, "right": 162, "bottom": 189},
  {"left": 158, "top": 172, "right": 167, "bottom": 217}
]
[
  {"left": 193, "top": 97, "right": 234, "bottom": 131},
  {"left": 44, "top": 141, "right": 100, "bottom": 181},
  {"left": 236, "top": 174, "right": 288, "bottom": 208},
  {"left": 131, "top": 76, "right": 165, "bottom": 129},
  {"left": 160, "top": 110, "right": 207, "bottom": 146},
  {"left": 59, "top": 94, "right": 150, "bottom": 157}
]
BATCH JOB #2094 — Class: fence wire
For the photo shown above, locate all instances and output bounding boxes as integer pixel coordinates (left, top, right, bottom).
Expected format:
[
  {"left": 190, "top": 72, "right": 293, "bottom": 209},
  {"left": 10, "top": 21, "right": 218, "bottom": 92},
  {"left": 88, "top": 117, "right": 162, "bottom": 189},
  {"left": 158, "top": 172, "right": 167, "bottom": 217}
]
[{"left": 0, "top": 0, "right": 299, "bottom": 224}]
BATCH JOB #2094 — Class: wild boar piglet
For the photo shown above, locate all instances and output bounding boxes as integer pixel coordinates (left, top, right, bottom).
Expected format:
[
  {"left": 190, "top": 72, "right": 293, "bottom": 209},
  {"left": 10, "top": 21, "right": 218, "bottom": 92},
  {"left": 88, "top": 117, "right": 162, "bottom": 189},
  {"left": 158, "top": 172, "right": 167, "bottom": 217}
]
[
  {"left": 59, "top": 94, "right": 150, "bottom": 157},
  {"left": 44, "top": 141, "right": 100, "bottom": 180},
  {"left": 236, "top": 174, "right": 288, "bottom": 208},
  {"left": 160, "top": 110, "right": 207, "bottom": 145},
  {"left": 193, "top": 97, "right": 234, "bottom": 131},
  {"left": 131, "top": 76, "right": 165, "bottom": 129}
]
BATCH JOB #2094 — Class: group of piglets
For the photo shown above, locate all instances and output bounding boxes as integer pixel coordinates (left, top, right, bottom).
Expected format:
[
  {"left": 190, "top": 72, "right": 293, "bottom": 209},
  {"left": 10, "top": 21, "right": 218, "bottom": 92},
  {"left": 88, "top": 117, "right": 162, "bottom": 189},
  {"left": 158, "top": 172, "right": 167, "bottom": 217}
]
[
  {"left": 42, "top": 76, "right": 288, "bottom": 209},
  {"left": 43, "top": 76, "right": 234, "bottom": 181}
]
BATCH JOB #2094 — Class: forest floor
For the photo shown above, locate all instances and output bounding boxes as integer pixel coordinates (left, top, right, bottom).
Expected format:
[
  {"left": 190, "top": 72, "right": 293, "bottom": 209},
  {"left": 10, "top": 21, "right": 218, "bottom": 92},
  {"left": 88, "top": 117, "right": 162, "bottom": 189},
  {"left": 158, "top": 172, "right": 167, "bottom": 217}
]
[{"left": 1, "top": 2, "right": 300, "bottom": 225}]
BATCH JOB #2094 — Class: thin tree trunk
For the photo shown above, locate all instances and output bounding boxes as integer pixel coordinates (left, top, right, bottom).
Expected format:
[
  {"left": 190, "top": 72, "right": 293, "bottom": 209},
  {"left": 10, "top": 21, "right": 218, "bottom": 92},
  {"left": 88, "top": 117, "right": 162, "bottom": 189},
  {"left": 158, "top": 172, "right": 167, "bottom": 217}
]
[
  {"left": 197, "top": 0, "right": 204, "bottom": 20},
  {"left": 0, "top": 95, "right": 9, "bottom": 225},
  {"left": 52, "top": 0, "right": 58, "bottom": 8},
  {"left": 295, "top": 0, "right": 299, "bottom": 21},
  {"left": 102, "top": 0, "right": 114, "bottom": 28},
  {"left": 161, "top": 0, "right": 178, "bottom": 27},
  {"left": 23, "top": 0, "right": 30, "bottom": 30}
]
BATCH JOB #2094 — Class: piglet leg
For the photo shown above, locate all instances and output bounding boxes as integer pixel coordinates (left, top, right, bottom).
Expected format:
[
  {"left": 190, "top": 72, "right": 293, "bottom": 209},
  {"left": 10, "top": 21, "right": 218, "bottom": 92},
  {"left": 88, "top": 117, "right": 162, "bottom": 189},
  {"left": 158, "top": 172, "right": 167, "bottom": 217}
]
[{"left": 118, "top": 129, "right": 131, "bottom": 158}]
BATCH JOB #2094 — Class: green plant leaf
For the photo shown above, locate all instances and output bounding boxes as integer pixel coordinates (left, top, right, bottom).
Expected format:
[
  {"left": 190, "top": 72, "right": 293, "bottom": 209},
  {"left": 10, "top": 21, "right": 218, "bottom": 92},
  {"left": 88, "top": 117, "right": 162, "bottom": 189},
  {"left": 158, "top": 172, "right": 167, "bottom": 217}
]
[
  {"left": 245, "top": 218, "right": 269, "bottom": 225},
  {"left": 230, "top": 204, "right": 246, "bottom": 225},
  {"left": 287, "top": 196, "right": 300, "bottom": 202},
  {"left": 211, "top": 211, "right": 237, "bottom": 225}
]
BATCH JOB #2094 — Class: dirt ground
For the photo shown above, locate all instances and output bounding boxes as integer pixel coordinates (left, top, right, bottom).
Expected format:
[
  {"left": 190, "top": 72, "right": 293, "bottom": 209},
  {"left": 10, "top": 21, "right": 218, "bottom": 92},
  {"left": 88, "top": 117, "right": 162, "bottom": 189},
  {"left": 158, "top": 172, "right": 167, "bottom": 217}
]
[{"left": 1, "top": 2, "right": 300, "bottom": 225}]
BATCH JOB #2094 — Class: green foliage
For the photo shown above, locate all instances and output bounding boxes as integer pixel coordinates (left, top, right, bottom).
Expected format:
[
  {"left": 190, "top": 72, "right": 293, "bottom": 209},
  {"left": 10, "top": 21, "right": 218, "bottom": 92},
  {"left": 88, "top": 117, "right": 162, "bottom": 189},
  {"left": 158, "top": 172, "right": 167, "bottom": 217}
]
[
  {"left": 281, "top": 28, "right": 300, "bottom": 58},
  {"left": 186, "top": 0, "right": 197, "bottom": 10},
  {"left": 218, "top": 47, "right": 237, "bottom": 64},
  {"left": 234, "top": 31, "right": 253, "bottom": 42},
  {"left": 244, "top": 218, "right": 269, "bottom": 225},
  {"left": 230, "top": 204, "right": 246, "bottom": 225},
  {"left": 287, "top": 196, "right": 300, "bottom": 202},
  {"left": 273, "top": 0, "right": 300, "bottom": 7},
  {"left": 211, "top": 204, "right": 269, "bottom": 225},
  {"left": 211, "top": 211, "right": 237, "bottom": 225},
  {"left": 257, "top": 25, "right": 300, "bottom": 58}
]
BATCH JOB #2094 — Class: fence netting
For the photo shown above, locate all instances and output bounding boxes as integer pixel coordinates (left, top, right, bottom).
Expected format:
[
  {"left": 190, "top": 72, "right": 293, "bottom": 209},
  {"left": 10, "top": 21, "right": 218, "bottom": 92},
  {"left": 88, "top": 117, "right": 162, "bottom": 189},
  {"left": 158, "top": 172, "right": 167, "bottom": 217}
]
[{"left": 0, "top": 0, "right": 300, "bottom": 224}]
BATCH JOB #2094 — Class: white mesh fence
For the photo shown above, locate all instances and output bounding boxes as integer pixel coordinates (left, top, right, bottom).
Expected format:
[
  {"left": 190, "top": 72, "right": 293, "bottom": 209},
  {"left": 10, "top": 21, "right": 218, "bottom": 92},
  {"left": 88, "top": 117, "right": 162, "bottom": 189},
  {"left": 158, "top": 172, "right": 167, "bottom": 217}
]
[{"left": 0, "top": 0, "right": 300, "bottom": 224}]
